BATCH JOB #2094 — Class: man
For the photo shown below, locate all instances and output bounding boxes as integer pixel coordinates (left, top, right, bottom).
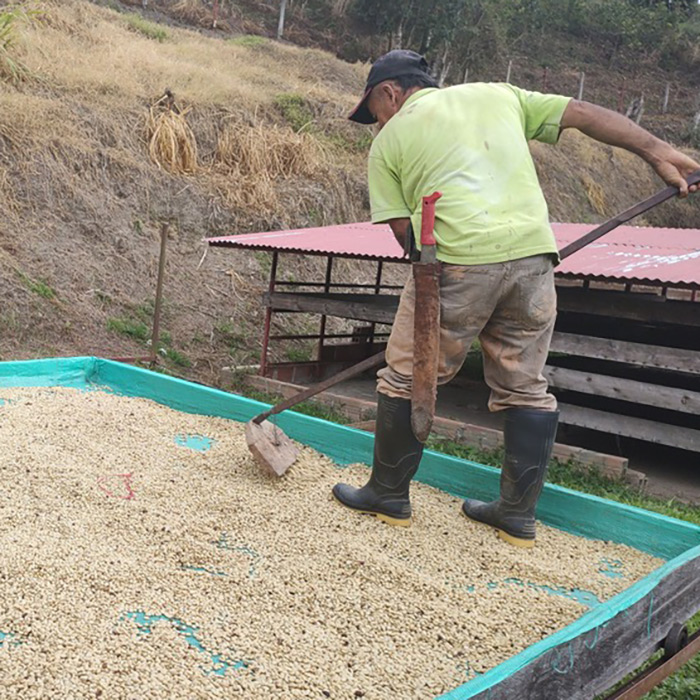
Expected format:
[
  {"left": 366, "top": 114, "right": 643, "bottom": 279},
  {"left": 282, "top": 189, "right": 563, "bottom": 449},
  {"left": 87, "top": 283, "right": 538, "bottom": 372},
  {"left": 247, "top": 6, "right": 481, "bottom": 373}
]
[{"left": 332, "top": 50, "right": 699, "bottom": 547}]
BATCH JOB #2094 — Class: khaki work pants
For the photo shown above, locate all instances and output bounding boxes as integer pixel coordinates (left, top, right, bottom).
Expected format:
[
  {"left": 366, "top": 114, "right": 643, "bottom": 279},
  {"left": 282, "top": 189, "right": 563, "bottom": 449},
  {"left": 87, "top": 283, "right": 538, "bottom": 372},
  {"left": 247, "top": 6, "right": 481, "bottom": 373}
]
[{"left": 377, "top": 254, "right": 558, "bottom": 412}]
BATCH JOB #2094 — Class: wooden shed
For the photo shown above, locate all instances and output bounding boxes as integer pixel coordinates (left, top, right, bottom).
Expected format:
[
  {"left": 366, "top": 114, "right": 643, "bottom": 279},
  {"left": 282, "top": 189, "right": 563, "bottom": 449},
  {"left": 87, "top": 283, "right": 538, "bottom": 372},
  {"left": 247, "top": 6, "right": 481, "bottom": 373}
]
[{"left": 208, "top": 222, "right": 700, "bottom": 458}]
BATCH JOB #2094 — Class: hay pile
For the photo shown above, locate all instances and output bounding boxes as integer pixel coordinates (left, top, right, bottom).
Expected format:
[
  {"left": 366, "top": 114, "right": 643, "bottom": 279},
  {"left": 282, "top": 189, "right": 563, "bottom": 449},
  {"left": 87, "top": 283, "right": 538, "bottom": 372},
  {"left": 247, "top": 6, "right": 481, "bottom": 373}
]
[
  {"left": 214, "top": 118, "right": 324, "bottom": 210},
  {"left": 0, "top": 387, "right": 662, "bottom": 698},
  {"left": 147, "top": 91, "right": 198, "bottom": 174}
]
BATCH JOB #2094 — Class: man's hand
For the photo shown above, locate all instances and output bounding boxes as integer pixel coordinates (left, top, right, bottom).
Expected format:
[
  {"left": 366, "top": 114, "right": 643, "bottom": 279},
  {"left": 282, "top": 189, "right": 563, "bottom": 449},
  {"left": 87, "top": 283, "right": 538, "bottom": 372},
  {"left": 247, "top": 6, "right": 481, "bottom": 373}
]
[
  {"left": 648, "top": 145, "right": 699, "bottom": 198},
  {"left": 561, "top": 100, "right": 700, "bottom": 197}
]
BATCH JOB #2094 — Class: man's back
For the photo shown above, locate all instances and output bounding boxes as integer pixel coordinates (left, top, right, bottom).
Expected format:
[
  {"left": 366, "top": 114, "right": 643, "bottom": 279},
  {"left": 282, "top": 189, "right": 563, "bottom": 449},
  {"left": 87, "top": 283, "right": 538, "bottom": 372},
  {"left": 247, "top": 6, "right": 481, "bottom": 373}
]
[{"left": 369, "top": 83, "right": 570, "bottom": 265}]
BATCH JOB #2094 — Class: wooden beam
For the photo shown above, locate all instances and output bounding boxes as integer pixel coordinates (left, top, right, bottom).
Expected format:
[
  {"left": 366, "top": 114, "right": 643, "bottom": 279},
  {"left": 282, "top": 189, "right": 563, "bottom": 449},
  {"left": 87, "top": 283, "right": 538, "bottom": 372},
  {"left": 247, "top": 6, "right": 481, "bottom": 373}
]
[
  {"left": 556, "top": 287, "right": 700, "bottom": 327},
  {"left": 559, "top": 404, "right": 700, "bottom": 452},
  {"left": 264, "top": 292, "right": 398, "bottom": 324},
  {"left": 545, "top": 366, "right": 700, "bottom": 415},
  {"left": 550, "top": 332, "right": 700, "bottom": 375}
]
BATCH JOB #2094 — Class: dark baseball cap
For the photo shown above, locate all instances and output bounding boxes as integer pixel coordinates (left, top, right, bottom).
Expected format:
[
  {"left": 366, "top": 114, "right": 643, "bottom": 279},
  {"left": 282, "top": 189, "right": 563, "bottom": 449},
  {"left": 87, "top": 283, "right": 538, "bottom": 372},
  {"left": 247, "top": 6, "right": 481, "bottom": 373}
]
[{"left": 348, "top": 49, "right": 431, "bottom": 124}]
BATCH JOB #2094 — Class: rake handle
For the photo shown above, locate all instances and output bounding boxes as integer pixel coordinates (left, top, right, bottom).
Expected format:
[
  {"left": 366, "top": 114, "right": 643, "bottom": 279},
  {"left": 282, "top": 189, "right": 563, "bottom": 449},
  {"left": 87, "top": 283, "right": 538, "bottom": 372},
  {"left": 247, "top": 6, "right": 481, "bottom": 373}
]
[
  {"left": 559, "top": 169, "right": 700, "bottom": 260},
  {"left": 252, "top": 350, "right": 386, "bottom": 425}
]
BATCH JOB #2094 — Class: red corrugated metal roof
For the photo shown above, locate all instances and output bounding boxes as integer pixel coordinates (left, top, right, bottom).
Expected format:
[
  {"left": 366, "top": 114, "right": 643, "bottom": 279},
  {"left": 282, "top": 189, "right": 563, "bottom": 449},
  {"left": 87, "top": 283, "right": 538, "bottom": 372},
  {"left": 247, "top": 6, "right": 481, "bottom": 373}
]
[
  {"left": 208, "top": 223, "right": 404, "bottom": 261},
  {"left": 553, "top": 223, "right": 700, "bottom": 287},
  {"left": 207, "top": 221, "right": 700, "bottom": 287}
]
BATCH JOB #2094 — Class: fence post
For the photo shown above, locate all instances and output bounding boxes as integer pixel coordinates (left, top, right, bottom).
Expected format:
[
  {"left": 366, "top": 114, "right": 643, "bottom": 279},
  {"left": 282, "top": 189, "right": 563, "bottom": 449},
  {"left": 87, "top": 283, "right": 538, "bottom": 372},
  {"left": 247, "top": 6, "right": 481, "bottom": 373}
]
[
  {"left": 150, "top": 223, "right": 169, "bottom": 366},
  {"left": 577, "top": 71, "right": 585, "bottom": 101},
  {"left": 618, "top": 80, "right": 626, "bottom": 113},
  {"left": 277, "top": 0, "right": 288, "bottom": 40},
  {"left": 506, "top": 59, "right": 512, "bottom": 83},
  {"left": 662, "top": 82, "right": 671, "bottom": 114}
]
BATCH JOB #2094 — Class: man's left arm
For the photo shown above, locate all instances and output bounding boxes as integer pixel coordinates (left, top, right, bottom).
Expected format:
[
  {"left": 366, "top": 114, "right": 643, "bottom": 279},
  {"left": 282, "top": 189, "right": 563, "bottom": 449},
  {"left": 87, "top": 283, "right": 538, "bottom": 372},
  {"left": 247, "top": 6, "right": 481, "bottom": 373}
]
[
  {"left": 560, "top": 100, "right": 700, "bottom": 197},
  {"left": 387, "top": 218, "right": 411, "bottom": 249}
]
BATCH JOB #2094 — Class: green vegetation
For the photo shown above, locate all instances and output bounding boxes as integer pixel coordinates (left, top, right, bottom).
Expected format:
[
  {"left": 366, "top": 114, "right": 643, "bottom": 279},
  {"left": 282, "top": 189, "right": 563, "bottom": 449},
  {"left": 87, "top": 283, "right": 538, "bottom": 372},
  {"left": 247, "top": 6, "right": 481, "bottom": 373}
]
[
  {"left": 0, "top": 5, "right": 38, "bottom": 84},
  {"left": 214, "top": 320, "right": 246, "bottom": 350},
  {"left": 349, "top": 0, "right": 700, "bottom": 75},
  {"left": 284, "top": 345, "right": 313, "bottom": 363},
  {"left": 106, "top": 316, "right": 150, "bottom": 343},
  {"left": 229, "top": 34, "right": 268, "bottom": 48},
  {"left": 122, "top": 13, "right": 169, "bottom": 42},
  {"left": 274, "top": 93, "right": 314, "bottom": 132},
  {"left": 107, "top": 304, "right": 188, "bottom": 367},
  {"left": 164, "top": 347, "right": 191, "bottom": 368},
  {"left": 17, "top": 271, "right": 56, "bottom": 300}
]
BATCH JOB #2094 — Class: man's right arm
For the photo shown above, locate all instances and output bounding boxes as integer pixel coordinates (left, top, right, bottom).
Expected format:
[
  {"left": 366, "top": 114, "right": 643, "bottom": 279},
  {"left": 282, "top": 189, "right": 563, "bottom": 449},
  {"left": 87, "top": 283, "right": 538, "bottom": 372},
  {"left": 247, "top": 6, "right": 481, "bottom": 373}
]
[{"left": 560, "top": 100, "right": 700, "bottom": 197}]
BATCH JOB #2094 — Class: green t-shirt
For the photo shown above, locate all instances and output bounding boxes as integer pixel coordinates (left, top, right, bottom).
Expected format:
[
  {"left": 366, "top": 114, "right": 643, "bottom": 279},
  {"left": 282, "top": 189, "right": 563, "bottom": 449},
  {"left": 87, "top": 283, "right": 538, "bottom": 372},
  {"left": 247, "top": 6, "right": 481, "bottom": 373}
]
[{"left": 368, "top": 83, "right": 571, "bottom": 264}]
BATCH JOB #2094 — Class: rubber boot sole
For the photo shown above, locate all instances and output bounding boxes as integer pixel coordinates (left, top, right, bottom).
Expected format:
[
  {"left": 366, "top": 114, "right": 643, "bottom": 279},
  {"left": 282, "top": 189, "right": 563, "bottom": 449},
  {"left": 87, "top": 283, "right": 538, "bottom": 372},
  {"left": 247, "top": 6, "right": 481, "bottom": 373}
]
[
  {"left": 333, "top": 493, "right": 411, "bottom": 527},
  {"left": 461, "top": 509, "right": 535, "bottom": 549}
]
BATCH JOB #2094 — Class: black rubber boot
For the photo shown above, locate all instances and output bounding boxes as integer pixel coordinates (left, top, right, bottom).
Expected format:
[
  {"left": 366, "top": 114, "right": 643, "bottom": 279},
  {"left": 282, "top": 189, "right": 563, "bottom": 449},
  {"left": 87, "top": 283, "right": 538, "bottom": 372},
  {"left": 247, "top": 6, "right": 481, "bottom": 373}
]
[
  {"left": 332, "top": 394, "right": 424, "bottom": 527},
  {"left": 462, "top": 408, "right": 559, "bottom": 548}
]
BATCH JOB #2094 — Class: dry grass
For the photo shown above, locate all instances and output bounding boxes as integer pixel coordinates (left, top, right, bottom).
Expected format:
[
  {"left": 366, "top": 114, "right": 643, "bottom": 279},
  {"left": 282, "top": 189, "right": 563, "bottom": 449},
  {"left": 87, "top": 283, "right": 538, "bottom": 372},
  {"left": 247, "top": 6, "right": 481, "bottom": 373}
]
[
  {"left": 171, "top": 0, "right": 229, "bottom": 29},
  {"left": 147, "top": 92, "right": 198, "bottom": 174},
  {"left": 21, "top": 0, "right": 365, "bottom": 110},
  {"left": 216, "top": 119, "right": 321, "bottom": 178},
  {"left": 582, "top": 173, "right": 607, "bottom": 215}
]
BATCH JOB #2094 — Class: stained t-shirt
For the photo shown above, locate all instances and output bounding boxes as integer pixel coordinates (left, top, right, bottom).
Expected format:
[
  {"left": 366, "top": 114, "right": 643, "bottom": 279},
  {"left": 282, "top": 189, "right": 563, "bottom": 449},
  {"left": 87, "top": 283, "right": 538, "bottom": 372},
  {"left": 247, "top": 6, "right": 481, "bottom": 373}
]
[{"left": 368, "top": 83, "right": 571, "bottom": 264}]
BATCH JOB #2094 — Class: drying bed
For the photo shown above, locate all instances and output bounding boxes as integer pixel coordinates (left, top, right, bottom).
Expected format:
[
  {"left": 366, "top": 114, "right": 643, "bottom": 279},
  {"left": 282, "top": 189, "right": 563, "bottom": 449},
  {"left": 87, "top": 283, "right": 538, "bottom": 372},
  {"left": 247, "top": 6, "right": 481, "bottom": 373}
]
[{"left": 0, "top": 357, "right": 699, "bottom": 699}]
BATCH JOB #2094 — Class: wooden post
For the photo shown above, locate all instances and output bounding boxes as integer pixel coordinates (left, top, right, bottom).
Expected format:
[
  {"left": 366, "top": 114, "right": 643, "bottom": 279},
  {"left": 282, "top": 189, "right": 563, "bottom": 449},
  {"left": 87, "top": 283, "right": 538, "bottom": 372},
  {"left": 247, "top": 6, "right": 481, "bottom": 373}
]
[
  {"left": 577, "top": 71, "right": 585, "bottom": 100},
  {"left": 276, "top": 0, "right": 287, "bottom": 40},
  {"left": 663, "top": 82, "right": 670, "bottom": 114},
  {"left": 506, "top": 59, "right": 512, "bottom": 83},
  {"left": 260, "top": 251, "right": 279, "bottom": 376},
  {"left": 317, "top": 256, "right": 334, "bottom": 362},
  {"left": 635, "top": 93, "right": 645, "bottom": 125},
  {"left": 150, "top": 223, "right": 169, "bottom": 366},
  {"left": 618, "top": 80, "right": 626, "bottom": 113}
]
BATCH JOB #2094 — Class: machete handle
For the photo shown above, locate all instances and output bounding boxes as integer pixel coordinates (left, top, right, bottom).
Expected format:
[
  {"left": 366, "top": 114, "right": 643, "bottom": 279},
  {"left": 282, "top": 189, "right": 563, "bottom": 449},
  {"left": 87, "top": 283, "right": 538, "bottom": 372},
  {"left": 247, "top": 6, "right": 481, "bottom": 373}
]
[{"left": 420, "top": 191, "right": 442, "bottom": 247}]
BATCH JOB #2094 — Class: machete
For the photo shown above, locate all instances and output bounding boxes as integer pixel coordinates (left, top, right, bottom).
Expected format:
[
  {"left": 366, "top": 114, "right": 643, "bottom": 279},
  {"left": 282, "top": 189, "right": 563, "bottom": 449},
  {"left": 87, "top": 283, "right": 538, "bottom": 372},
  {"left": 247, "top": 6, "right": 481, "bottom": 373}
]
[{"left": 411, "top": 191, "right": 443, "bottom": 443}]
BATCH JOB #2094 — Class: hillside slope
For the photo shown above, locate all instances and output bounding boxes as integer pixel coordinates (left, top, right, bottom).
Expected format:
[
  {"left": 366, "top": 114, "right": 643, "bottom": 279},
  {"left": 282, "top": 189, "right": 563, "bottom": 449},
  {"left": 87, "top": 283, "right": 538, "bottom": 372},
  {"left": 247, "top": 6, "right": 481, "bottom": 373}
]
[{"left": 0, "top": 0, "right": 698, "bottom": 383}]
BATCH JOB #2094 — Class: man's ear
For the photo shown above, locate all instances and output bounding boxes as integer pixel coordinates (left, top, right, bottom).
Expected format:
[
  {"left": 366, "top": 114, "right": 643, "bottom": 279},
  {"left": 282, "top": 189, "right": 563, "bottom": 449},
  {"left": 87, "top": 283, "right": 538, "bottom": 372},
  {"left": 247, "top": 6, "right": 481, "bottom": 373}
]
[{"left": 383, "top": 82, "right": 400, "bottom": 107}]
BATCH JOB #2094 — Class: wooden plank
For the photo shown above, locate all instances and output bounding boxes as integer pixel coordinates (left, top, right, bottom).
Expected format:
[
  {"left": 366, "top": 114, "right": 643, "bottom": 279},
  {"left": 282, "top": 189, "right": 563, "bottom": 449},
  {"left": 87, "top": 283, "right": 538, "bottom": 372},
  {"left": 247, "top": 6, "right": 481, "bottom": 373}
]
[
  {"left": 550, "top": 332, "right": 700, "bottom": 375},
  {"left": 556, "top": 287, "right": 700, "bottom": 327},
  {"left": 264, "top": 292, "right": 399, "bottom": 324},
  {"left": 559, "top": 404, "right": 700, "bottom": 452},
  {"left": 466, "top": 554, "right": 700, "bottom": 699},
  {"left": 544, "top": 366, "right": 700, "bottom": 415}
]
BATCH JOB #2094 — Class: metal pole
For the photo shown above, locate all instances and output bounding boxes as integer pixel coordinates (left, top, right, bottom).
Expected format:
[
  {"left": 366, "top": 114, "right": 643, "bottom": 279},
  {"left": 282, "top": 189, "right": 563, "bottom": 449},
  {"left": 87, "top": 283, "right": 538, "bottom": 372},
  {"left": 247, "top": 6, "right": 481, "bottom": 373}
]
[
  {"left": 317, "top": 256, "right": 334, "bottom": 362},
  {"left": 603, "top": 629, "right": 700, "bottom": 699},
  {"left": 506, "top": 59, "right": 512, "bottom": 83},
  {"left": 542, "top": 66, "right": 548, "bottom": 92},
  {"left": 260, "top": 251, "right": 278, "bottom": 376},
  {"left": 150, "top": 222, "right": 169, "bottom": 366},
  {"left": 577, "top": 71, "right": 585, "bottom": 101}
]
